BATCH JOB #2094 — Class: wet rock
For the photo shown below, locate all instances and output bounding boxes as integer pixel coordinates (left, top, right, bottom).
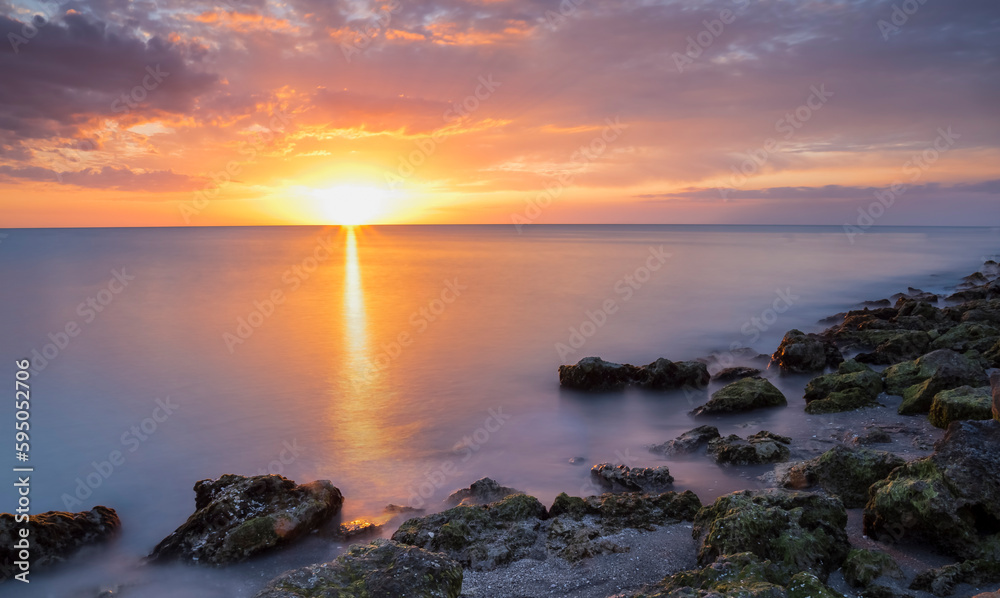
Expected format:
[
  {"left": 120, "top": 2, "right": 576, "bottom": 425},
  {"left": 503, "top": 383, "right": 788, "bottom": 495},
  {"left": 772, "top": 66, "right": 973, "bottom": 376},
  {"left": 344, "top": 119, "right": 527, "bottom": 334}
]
[
  {"left": 252, "top": 539, "right": 462, "bottom": 598},
  {"left": 711, "top": 366, "right": 762, "bottom": 382},
  {"left": 780, "top": 446, "right": 904, "bottom": 508},
  {"left": 384, "top": 504, "right": 423, "bottom": 515},
  {"left": 0, "top": 506, "right": 120, "bottom": 580},
  {"left": 590, "top": 463, "right": 674, "bottom": 492},
  {"left": 635, "top": 358, "right": 711, "bottom": 390},
  {"left": 568, "top": 457, "right": 586, "bottom": 465},
  {"left": 547, "top": 491, "right": 701, "bottom": 561},
  {"left": 331, "top": 519, "right": 382, "bottom": 542},
  {"left": 708, "top": 431, "right": 791, "bottom": 465},
  {"left": 929, "top": 385, "right": 993, "bottom": 428},
  {"left": 844, "top": 427, "right": 893, "bottom": 445},
  {"left": 446, "top": 477, "right": 522, "bottom": 506},
  {"left": 391, "top": 494, "right": 547, "bottom": 570},
  {"left": 855, "top": 330, "right": 933, "bottom": 365},
  {"left": 892, "top": 288, "right": 939, "bottom": 303},
  {"left": 771, "top": 330, "right": 844, "bottom": 373},
  {"left": 862, "top": 586, "right": 913, "bottom": 598},
  {"left": 692, "top": 489, "right": 850, "bottom": 581},
  {"left": 993, "top": 372, "right": 1000, "bottom": 421},
  {"left": 649, "top": 425, "right": 720, "bottom": 456},
  {"left": 692, "top": 377, "right": 787, "bottom": 416},
  {"left": 558, "top": 356, "right": 639, "bottom": 391},
  {"left": 910, "top": 558, "right": 1000, "bottom": 597},
  {"left": 863, "top": 420, "right": 1000, "bottom": 561},
  {"left": 803, "top": 361, "right": 883, "bottom": 414},
  {"left": 841, "top": 549, "right": 903, "bottom": 587},
  {"left": 930, "top": 322, "right": 1000, "bottom": 353},
  {"left": 148, "top": 475, "right": 343, "bottom": 566},
  {"left": 883, "top": 349, "right": 988, "bottom": 415}
]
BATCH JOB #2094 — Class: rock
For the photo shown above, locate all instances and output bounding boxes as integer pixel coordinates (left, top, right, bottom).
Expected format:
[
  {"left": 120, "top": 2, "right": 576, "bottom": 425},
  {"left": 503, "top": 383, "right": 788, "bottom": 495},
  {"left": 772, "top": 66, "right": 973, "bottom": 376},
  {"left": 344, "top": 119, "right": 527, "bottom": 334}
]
[
  {"left": 802, "top": 361, "right": 883, "bottom": 414},
  {"left": 590, "top": 463, "right": 673, "bottom": 492},
  {"left": 806, "top": 388, "right": 882, "bottom": 414},
  {"left": 863, "top": 420, "right": 1000, "bottom": 561},
  {"left": 252, "top": 539, "right": 462, "bottom": 598},
  {"left": 446, "top": 477, "right": 522, "bottom": 506},
  {"left": 847, "top": 428, "right": 893, "bottom": 445},
  {"left": 711, "top": 366, "right": 762, "bottom": 382},
  {"left": 841, "top": 549, "right": 903, "bottom": 587},
  {"left": 649, "top": 425, "right": 720, "bottom": 456},
  {"left": 547, "top": 491, "right": 701, "bottom": 561},
  {"left": 331, "top": 519, "right": 382, "bottom": 542},
  {"left": 931, "top": 322, "right": 1000, "bottom": 353},
  {"left": 635, "top": 358, "right": 711, "bottom": 390},
  {"left": 0, "top": 506, "right": 120, "bottom": 579},
  {"left": 992, "top": 371, "right": 1000, "bottom": 421},
  {"left": 391, "top": 494, "right": 547, "bottom": 570},
  {"left": 862, "top": 586, "right": 913, "bottom": 598},
  {"left": 692, "top": 489, "right": 850, "bottom": 581},
  {"left": 558, "top": 356, "right": 638, "bottom": 391},
  {"left": 692, "top": 377, "right": 787, "bottom": 416},
  {"left": 910, "top": 558, "right": 1000, "bottom": 597},
  {"left": 384, "top": 504, "right": 423, "bottom": 515},
  {"left": 855, "top": 330, "right": 934, "bottom": 365},
  {"left": 771, "top": 330, "right": 844, "bottom": 373},
  {"left": 780, "top": 446, "right": 905, "bottom": 508},
  {"left": 893, "top": 288, "right": 939, "bottom": 303},
  {"left": 882, "top": 349, "right": 988, "bottom": 415},
  {"left": 631, "top": 552, "right": 844, "bottom": 597},
  {"left": 148, "top": 475, "right": 343, "bottom": 566},
  {"left": 568, "top": 457, "right": 586, "bottom": 465},
  {"left": 929, "top": 385, "right": 993, "bottom": 428},
  {"left": 709, "top": 431, "right": 791, "bottom": 465}
]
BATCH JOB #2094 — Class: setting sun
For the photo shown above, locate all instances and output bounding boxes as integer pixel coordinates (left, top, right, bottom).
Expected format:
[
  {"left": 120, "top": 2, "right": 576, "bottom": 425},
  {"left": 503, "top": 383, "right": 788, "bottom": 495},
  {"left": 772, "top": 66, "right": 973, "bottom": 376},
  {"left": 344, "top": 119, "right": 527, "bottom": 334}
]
[{"left": 308, "top": 184, "right": 393, "bottom": 225}]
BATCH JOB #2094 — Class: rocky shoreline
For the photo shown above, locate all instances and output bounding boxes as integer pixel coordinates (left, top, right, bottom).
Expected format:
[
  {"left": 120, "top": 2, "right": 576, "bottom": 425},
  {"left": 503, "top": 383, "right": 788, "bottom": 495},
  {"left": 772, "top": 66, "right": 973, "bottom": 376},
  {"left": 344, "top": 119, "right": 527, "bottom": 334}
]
[{"left": 4, "top": 261, "right": 1000, "bottom": 597}]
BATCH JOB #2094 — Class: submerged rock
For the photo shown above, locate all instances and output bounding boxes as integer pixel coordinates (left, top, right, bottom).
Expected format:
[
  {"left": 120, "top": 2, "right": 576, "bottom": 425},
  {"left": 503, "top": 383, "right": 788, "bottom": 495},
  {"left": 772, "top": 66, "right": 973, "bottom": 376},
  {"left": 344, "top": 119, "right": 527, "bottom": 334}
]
[
  {"left": 863, "top": 420, "right": 1000, "bottom": 561},
  {"left": 883, "top": 349, "right": 988, "bottom": 415},
  {"left": 910, "top": 558, "right": 1000, "bottom": 597},
  {"left": 391, "top": 494, "right": 547, "bottom": 570},
  {"left": 708, "top": 431, "right": 791, "bottom": 465},
  {"left": 148, "top": 475, "right": 343, "bottom": 566},
  {"left": 692, "top": 489, "right": 850, "bottom": 581},
  {"left": 252, "top": 539, "right": 462, "bottom": 598},
  {"left": 692, "top": 377, "right": 787, "bottom": 416},
  {"left": 446, "top": 477, "right": 522, "bottom": 506},
  {"left": 780, "top": 446, "right": 904, "bottom": 508},
  {"left": 331, "top": 519, "right": 383, "bottom": 542},
  {"left": 0, "top": 506, "right": 120, "bottom": 580},
  {"left": 841, "top": 549, "right": 903, "bottom": 588},
  {"left": 558, "top": 356, "right": 638, "bottom": 391},
  {"left": 928, "top": 385, "right": 993, "bottom": 428},
  {"left": 649, "top": 425, "right": 720, "bottom": 456},
  {"left": 590, "top": 463, "right": 674, "bottom": 492},
  {"left": 771, "top": 329, "right": 843, "bottom": 374},
  {"left": 711, "top": 366, "right": 762, "bottom": 382}
]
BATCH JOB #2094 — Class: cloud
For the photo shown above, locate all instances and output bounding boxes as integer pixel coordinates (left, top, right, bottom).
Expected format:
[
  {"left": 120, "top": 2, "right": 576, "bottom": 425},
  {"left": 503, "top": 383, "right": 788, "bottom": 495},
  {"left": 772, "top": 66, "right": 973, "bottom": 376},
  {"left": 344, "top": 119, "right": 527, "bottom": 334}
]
[
  {"left": 637, "top": 180, "right": 1000, "bottom": 202},
  {"left": 0, "top": 164, "right": 201, "bottom": 192}
]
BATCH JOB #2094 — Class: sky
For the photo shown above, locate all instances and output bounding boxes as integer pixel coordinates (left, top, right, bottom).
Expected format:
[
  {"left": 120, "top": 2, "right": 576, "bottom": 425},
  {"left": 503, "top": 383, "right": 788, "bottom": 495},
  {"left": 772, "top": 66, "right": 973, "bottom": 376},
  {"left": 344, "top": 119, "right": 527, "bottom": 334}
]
[{"left": 0, "top": 0, "right": 998, "bottom": 227}]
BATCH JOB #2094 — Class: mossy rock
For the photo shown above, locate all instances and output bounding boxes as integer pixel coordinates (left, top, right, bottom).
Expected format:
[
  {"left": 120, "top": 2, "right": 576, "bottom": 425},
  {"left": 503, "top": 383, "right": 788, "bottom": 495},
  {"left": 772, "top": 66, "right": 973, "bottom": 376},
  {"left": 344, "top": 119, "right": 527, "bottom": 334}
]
[
  {"left": 549, "top": 490, "right": 702, "bottom": 532},
  {"left": 391, "top": 493, "right": 546, "bottom": 570},
  {"left": 929, "top": 385, "right": 992, "bottom": 428},
  {"left": 910, "top": 558, "right": 1000, "bottom": 597},
  {"left": 782, "top": 446, "right": 904, "bottom": 508},
  {"left": 708, "top": 432, "right": 791, "bottom": 465},
  {"left": 252, "top": 539, "right": 463, "bottom": 598},
  {"left": 882, "top": 350, "right": 988, "bottom": 415},
  {"left": 693, "top": 377, "right": 787, "bottom": 416},
  {"left": 930, "top": 322, "right": 1000, "bottom": 353},
  {"left": 841, "top": 549, "right": 902, "bottom": 587},
  {"left": 804, "top": 367, "right": 882, "bottom": 402},
  {"left": 805, "top": 388, "right": 880, "bottom": 414},
  {"left": 692, "top": 490, "right": 849, "bottom": 582}
]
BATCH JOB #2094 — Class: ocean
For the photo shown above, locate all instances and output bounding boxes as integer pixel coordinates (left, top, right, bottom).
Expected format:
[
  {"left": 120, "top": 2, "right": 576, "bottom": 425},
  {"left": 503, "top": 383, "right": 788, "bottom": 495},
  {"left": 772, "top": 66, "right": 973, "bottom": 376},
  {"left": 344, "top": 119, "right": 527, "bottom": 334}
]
[{"left": 1, "top": 224, "right": 997, "bottom": 596}]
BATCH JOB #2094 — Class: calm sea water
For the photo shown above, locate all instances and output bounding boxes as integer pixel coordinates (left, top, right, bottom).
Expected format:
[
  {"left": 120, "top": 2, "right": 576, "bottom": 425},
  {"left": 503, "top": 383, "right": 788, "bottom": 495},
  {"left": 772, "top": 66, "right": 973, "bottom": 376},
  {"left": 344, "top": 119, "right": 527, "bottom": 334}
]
[{"left": 1, "top": 224, "right": 998, "bottom": 596}]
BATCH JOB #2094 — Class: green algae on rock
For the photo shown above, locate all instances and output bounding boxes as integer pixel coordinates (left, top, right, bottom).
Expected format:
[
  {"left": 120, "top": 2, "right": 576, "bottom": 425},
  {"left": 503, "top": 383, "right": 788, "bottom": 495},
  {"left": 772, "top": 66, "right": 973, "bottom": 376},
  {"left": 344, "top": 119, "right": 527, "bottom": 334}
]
[
  {"left": 708, "top": 431, "right": 791, "bottom": 465},
  {"left": 910, "top": 558, "right": 1000, "bottom": 597},
  {"left": 0, "top": 506, "right": 121, "bottom": 580},
  {"left": 802, "top": 361, "right": 883, "bottom": 414},
  {"left": 692, "top": 377, "right": 787, "bottom": 416},
  {"left": 649, "top": 425, "right": 721, "bottom": 456},
  {"left": 252, "top": 539, "right": 463, "bottom": 598},
  {"left": 780, "top": 446, "right": 904, "bottom": 508},
  {"left": 928, "top": 385, "right": 993, "bottom": 428},
  {"left": 841, "top": 549, "right": 903, "bottom": 588},
  {"left": 590, "top": 463, "right": 674, "bottom": 492},
  {"left": 882, "top": 349, "right": 988, "bottom": 415},
  {"left": 771, "top": 329, "right": 844, "bottom": 373},
  {"left": 692, "top": 490, "right": 849, "bottom": 582},
  {"left": 148, "top": 475, "right": 343, "bottom": 566}
]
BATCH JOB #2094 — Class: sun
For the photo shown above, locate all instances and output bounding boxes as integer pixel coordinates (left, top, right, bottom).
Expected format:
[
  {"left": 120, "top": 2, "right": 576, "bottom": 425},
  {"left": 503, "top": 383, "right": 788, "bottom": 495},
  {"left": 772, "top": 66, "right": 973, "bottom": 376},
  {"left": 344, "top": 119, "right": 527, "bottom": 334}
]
[{"left": 309, "top": 184, "right": 391, "bottom": 225}]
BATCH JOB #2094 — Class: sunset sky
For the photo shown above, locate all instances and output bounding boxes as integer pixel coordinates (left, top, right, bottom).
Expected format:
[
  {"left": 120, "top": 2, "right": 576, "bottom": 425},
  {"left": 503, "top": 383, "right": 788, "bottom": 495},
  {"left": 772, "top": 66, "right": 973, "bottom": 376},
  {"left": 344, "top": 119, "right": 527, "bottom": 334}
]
[{"left": 0, "top": 0, "right": 997, "bottom": 227}]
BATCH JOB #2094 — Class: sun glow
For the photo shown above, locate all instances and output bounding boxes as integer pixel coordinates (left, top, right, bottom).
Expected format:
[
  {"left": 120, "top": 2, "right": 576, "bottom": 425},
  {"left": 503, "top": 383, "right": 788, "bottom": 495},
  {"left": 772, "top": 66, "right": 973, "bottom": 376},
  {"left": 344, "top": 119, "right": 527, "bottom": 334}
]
[{"left": 309, "top": 184, "right": 393, "bottom": 225}]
